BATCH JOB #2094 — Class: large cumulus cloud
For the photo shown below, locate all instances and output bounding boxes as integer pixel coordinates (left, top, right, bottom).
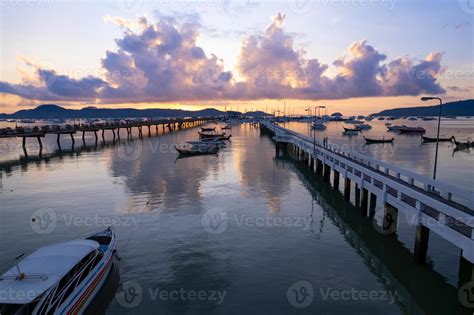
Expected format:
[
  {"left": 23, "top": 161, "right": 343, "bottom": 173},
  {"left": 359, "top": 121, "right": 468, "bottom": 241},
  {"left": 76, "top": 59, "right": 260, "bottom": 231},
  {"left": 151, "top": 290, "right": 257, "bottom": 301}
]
[{"left": 0, "top": 13, "right": 446, "bottom": 104}]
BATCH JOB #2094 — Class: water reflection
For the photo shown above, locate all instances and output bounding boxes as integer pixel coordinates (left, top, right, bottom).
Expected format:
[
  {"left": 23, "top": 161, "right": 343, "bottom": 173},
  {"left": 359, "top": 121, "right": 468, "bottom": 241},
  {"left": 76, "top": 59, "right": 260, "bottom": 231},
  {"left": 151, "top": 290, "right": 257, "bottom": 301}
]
[{"left": 274, "top": 144, "right": 470, "bottom": 315}]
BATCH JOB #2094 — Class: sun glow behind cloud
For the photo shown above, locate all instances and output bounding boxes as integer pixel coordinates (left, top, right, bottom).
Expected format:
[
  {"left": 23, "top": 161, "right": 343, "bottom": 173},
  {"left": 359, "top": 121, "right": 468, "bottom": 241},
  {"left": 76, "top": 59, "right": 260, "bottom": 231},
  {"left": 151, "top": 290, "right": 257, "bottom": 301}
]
[{"left": 0, "top": 1, "right": 472, "bottom": 114}]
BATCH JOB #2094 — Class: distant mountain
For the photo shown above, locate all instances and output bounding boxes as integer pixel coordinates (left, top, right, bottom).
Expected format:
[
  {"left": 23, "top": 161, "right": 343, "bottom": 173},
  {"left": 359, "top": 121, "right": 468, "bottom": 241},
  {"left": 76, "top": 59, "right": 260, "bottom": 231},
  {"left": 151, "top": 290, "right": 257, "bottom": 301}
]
[
  {"left": 372, "top": 99, "right": 474, "bottom": 117},
  {"left": 0, "top": 104, "right": 228, "bottom": 119}
]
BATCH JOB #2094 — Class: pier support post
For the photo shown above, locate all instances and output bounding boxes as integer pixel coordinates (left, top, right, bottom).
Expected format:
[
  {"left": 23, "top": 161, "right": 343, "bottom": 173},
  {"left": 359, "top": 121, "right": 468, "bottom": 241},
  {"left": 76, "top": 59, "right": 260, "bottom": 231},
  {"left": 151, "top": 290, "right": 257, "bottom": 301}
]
[
  {"left": 414, "top": 224, "right": 430, "bottom": 263},
  {"left": 70, "top": 133, "right": 75, "bottom": 147},
  {"left": 117, "top": 128, "right": 120, "bottom": 139},
  {"left": 112, "top": 129, "right": 116, "bottom": 140},
  {"left": 82, "top": 131, "right": 86, "bottom": 145},
  {"left": 323, "top": 164, "right": 331, "bottom": 182},
  {"left": 37, "top": 136, "right": 43, "bottom": 149},
  {"left": 56, "top": 133, "right": 61, "bottom": 149},
  {"left": 458, "top": 254, "right": 474, "bottom": 287},
  {"left": 382, "top": 203, "right": 398, "bottom": 235},
  {"left": 361, "top": 188, "right": 369, "bottom": 214},
  {"left": 333, "top": 171, "right": 340, "bottom": 190},
  {"left": 355, "top": 183, "right": 361, "bottom": 207},
  {"left": 344, "top": 178, "right": 351, "bottom": 201},
  {"left": 148, "top": 125, "right": 151, "bottom": 136},
  {"left": 316, "top": 160, "right": 323, "bottom": 176},
  {"left": 101, "top": 129, "right": 105, "bottom": 141},
  {"left": 369, "top": 193, "right": 377, "bottom": 217},
  {"left": 94, "top": 131, "right": 98, "bottom": 143}
]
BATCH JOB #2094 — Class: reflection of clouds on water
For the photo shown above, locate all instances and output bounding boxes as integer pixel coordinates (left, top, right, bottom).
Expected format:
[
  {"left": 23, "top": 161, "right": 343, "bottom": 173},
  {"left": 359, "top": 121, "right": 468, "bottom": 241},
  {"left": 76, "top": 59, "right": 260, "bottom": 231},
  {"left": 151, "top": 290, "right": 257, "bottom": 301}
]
[
  {"left": 237, "top": 127, "right": 292, "bottom": 213},
  {"left": 108, "top": 136, "right": 215, "bottom": 215}
]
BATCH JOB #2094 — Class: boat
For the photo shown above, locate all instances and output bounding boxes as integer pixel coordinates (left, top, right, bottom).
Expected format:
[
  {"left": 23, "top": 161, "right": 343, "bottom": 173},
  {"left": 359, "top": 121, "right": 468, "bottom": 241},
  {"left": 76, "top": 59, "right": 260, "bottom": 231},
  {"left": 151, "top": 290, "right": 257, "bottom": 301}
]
[
  {"left": 343, "top": 126, "right": 361, "bottom": 132},
  {"left": 385, "top": 122, "right": 392, "bottom": 126},
  {"left": 345, "top": 119, "right": 364, "bottom": 124},
  {"left": 408, "top": 117, "right": 418, "bottom": 121},
  {"left": 387, "top": 125, "right": 407, "bottom": 131},
  {"left": 220, "top": 125, "right": 232, "bottom": 130},
  {"left": 421, "top": 135, "right": 453, "bottom": 143},
  {"left": 311, "top": 120, "right": 327, "bottom": 130},
  {"left": 342, "top": 130, "right": 359, "bottom": 136},
  {"left": 357, "top": 124, "right": 372, "bottom": 130},
  {"left": 364, "top": 136, "right": 394, "bottom": 144},
  {"left": 377, "top": 117, "right": 385, "bottom": 120},
  {"left": 174, "top": 144, "right": 219, "bottom": 156},
  {"left": 422, "top": 117, "right": 436, "bottom": 121},
  {"left": 451, "top": 137, "right": 473, "bottom": 150},
  {"left": 198, "top": 131, "right": 231, "bottom": 140},
  {"left": 19, "top": 119, "right": 36, "bottom": 124},
  {"left": 201, "top": 127, "right": 216, "bottom": 132},
  {"left": 0, "top": 228, "right": 118, "bottom": 314},
  {"left": 398, "top": 126, "right": 426, "bottom": 134}
]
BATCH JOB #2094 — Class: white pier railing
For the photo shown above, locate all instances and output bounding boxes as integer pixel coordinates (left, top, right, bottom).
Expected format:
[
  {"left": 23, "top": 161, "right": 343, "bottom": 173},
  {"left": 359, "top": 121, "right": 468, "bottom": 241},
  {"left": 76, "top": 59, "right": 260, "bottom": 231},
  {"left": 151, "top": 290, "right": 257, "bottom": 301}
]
[{"left": 261, "top": 121, "right": 474, "bottom": 263}]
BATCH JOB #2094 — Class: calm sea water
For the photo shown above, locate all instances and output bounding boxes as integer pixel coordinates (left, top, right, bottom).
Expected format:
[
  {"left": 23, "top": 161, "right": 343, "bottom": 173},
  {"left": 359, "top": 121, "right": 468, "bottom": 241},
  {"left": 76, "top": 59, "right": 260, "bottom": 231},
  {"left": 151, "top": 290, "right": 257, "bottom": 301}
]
[{"left": 0, "top": 120, "right": 472, "bottom": 314}]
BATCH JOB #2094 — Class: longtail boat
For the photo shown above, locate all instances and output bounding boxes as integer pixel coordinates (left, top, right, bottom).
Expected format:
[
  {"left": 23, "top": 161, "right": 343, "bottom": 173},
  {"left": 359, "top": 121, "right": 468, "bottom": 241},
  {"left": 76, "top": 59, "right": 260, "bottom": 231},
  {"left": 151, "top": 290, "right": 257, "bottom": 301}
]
[
  {"left": 343, "top": 126, "right": 361, "bottom": 132},
  {"left": 201, "top": 127, "right": 216, "bottom": 132},
  {"left": 363, "top": 136, "right": 394, "bottom": 144},
  {"left": 398, "top": 126, "right": 426, "bottom": 134},
  {"left": 174, "top": 145, "right": 218, "bottom": 156},
  {"left": 421, "top": 135, "right": 453, "bottom": 143}
]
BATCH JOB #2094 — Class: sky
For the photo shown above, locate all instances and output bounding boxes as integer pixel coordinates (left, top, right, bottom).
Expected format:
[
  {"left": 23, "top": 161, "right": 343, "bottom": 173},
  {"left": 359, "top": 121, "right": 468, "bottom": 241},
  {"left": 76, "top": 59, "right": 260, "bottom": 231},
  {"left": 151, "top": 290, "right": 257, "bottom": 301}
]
[{"left": 0, "top": 0, "right": 472, "bottom": 115}]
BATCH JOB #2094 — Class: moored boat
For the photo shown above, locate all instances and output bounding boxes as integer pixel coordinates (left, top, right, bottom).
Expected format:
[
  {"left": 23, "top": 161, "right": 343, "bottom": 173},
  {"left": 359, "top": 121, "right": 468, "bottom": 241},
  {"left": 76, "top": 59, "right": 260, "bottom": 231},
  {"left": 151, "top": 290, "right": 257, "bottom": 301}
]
[
  {"left": 343, "top": 126, "right": 361, "bottom": 132},
  {"left": 174, "top": 144, "right": 219, "bottom": 155},
  {"left": 451, "top": 136, "right": 473, "bottom": 150},
  {"left": 398, "top": 126, "right": 426, "bottom": 134},
  {"left": 363, "top": 136, "right": 394, "bottom": 144},
  {"left": 198, "top": 131, "right": 231, "bottom": 140},
  {"left": 311, "top": 120, "right": 327, "bottom": 130},
  {"left": 421, "top": 135, "right": 453, "bottom": 143},
  {"left": 342, "top": 130, "right": 358, "bottom": 136},
  {"left": 0, "top": 228, "right": 118, "bottom": 315},
  {"left": 220, "top": 125, "right": 232, "bottom": 130},
  {"left": 357, "top": 124, "right": 372, "bottom": 130},
  {"left": 387, "top": 125, "right": 407, "bottom": 131},
  {"left": 201, "top": 127, "right": 216, "bottom": 132}
]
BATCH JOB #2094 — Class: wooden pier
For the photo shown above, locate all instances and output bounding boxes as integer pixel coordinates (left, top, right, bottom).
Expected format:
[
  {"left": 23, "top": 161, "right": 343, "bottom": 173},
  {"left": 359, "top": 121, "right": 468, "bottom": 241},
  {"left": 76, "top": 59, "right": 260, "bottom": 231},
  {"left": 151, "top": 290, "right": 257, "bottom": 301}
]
[
  {"left": 0, "top": 117, "right": 215, "bottom": 155},
  {"left": 261, "top": 120, "right": 474, "bottom": 284}
]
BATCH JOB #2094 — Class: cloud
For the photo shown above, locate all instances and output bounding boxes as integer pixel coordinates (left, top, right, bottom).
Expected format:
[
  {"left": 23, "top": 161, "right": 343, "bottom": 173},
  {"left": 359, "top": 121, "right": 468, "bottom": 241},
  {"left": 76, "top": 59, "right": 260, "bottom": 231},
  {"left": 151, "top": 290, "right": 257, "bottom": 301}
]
[{"left": 0, "top": 13, "right": 447, "bottom": 105}]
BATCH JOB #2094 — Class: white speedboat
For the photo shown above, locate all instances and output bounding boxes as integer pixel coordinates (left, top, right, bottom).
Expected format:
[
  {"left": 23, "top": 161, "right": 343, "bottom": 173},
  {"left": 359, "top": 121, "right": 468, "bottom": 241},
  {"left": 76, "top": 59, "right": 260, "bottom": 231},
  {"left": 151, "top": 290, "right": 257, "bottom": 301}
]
[
  {"left": 0, "top": 228, "right": 117, "bottom": 314},
  {"left": 311, "top": 120, "right": 327, "bottom": 130}
]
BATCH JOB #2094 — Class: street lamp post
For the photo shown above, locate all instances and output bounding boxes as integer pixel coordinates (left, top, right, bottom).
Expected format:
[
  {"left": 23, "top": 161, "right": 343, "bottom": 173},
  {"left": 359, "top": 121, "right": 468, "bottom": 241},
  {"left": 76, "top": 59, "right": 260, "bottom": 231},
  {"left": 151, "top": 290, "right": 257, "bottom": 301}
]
[{"left": 421, "top": 97, "right": 443, "bottom": 180}]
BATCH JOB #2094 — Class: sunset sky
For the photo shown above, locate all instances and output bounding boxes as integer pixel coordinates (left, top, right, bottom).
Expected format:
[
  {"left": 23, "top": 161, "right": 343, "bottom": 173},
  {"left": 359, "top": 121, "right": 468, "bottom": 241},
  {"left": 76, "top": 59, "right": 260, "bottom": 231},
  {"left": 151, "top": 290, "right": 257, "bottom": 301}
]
[{"left": 0, "top": 0, "right": 472, "bottom": 115}]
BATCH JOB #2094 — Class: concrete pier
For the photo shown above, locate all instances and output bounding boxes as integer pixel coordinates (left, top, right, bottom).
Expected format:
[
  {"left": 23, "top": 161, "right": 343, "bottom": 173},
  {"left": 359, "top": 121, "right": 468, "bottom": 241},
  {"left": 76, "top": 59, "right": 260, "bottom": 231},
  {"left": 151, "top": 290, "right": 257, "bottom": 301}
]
[
  {"left": 414, "top": 224, "right": 430, "bottom": 263},
  {"left": 344, "top": 178, "right": 351, "bottom": 201},
  {"left": 383, "top": 203, "right": 398, "bottom": 235},
  {"left": 333, "top": 171, "right": 340, "bottom": 190}
]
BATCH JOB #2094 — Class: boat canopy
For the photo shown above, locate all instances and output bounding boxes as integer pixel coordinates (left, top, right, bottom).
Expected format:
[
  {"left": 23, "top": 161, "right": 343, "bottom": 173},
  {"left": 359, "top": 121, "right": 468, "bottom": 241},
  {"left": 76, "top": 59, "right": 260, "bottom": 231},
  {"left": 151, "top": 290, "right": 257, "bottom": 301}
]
[{"left": 0, "top": 240, "right": 99, "bottom": 304}]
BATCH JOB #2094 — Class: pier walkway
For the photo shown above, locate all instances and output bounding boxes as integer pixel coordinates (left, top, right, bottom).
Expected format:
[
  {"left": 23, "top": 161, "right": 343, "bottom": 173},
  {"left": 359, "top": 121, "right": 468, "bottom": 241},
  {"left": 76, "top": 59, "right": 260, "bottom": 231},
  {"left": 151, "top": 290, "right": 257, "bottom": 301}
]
[{"left": 260, "top": 120, "right": 474, "bottom": 281}]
